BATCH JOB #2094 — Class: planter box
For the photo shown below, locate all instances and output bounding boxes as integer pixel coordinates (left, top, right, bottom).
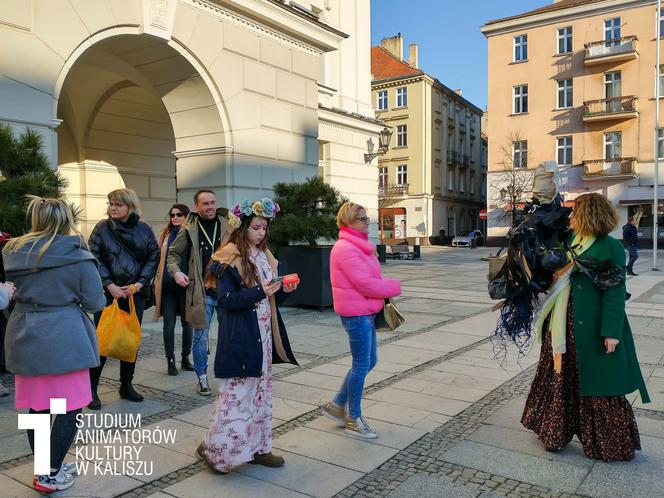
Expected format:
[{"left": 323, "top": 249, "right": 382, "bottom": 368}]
[{"left": 278, "top": 245, "right": 333, "bottom": 309}]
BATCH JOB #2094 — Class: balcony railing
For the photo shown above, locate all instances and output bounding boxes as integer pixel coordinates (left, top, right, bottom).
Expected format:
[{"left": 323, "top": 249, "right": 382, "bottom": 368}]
[
  {"left": 583, "top": 96, "right": 638, "bottom": 121},
  {"left": 447, "top": 150, "right": 459, "bottom": 164},
  {"left": 461, "top": 154, "right": 470, "bottom": 166},
  {"left": 584, "top": 36, "right": 638, "bottom": 65},
  {"left": 379, "top": 184, "right": 409, "bottom": 197},
  {"left": 582, "top": 157, "right": 637, "bottom": 179}
]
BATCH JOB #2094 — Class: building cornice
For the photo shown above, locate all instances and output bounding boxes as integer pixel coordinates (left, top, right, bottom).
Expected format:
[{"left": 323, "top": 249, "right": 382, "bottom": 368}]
[
  {"left": 481, "top": 0, "right": 654, "bottom": 37},
  {"left": 190, "top": 0, "right": 346, "bottom": 54},
  {"left": 172, "top": 146, "right": 234, "bottom": 158},
  {"left": 318, "top": 105, "right": 386, "bottom": 135}
]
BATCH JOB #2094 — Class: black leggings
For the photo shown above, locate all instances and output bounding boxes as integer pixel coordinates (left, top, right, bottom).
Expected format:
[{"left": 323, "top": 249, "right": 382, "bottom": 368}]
[
  {"left": 161, "top": 288, "right": 193, "bottom": 359},
  {"left": 27, "top": 408, "right": 81, "bottom": 473}
]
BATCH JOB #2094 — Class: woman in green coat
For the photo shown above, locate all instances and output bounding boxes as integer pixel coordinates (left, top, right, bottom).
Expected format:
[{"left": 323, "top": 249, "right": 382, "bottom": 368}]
[{"left": 522, "top": 193, "right": 650, "bottom": 461}]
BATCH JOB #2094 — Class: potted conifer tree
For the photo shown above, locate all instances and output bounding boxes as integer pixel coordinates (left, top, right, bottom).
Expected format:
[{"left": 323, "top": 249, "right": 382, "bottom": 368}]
[{"left": 270, "top": 176, "right": 345, "bottom": 308}]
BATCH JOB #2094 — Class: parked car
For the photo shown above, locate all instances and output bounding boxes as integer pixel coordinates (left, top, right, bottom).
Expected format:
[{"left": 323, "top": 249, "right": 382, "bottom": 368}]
[{"left": 452, "top": 230, "right": 484, "bottom": 248}]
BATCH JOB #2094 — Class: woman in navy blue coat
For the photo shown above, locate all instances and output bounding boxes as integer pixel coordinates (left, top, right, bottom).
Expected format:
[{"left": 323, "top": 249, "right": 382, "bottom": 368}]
[{"left": 196, "top": 198, "right": 298, "bottom": 473}]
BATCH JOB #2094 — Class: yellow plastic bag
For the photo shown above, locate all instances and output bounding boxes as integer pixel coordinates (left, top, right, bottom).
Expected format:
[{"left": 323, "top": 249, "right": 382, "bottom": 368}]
[{"left": 96, "top": 296, "right": 142, "bottom": 362}]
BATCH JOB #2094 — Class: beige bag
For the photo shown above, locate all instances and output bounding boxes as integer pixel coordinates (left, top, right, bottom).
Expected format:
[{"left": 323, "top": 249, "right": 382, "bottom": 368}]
[{"left": 375, "top": 298, "right": 406, "bottom": 332}]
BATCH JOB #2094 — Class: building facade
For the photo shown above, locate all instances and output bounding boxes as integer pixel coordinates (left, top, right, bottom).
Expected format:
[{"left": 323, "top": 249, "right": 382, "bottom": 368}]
[
  {"left": 482, "top": 0, "right": 664, "bottom": 241},
  {"left": 0, "top": 0, "right": 383, "bottom": 236},
  {"left": 371, "top": 35, "right": 486, "bottom": 244}
]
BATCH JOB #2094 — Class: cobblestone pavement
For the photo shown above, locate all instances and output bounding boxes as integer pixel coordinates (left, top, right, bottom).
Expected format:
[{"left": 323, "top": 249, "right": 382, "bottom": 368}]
[{"left": 1, "top": 247, "right": 663, "bottom": 497}]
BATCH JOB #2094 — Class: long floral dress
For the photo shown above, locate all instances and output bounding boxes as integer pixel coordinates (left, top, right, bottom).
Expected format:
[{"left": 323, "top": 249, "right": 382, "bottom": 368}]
[{"left": 201, "top": 251, "right": 274, "bottom": 472}]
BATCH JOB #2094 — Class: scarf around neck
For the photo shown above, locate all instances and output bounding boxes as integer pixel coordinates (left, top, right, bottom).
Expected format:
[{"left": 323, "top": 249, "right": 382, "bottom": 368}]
[{"left": 535, "top": 233, "right": 596, "bottom": 373}]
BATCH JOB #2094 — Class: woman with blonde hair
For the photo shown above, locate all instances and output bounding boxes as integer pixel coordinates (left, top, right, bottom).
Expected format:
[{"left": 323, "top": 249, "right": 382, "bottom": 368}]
[
  {"left": 3, "top": 196, "right": 106, "bottom": 492},
  {"left": 522, "top": 192, "right": 649, "bottom": 461},
  {"left": 321, "top": 202, "right": 401, "bottom": 439},
  {"left": 87, "top": 188, "right": 159, "bottom": 409}
]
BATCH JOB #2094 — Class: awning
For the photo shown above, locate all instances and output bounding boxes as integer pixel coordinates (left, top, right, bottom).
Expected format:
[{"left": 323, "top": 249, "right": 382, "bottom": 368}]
[{"left": 618, "top": 199, "right": 659, "bottom": 205}]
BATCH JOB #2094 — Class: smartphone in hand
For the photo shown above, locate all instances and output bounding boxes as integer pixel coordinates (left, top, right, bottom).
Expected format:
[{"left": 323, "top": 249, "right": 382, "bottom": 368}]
[{"left": 269, "top": 276, "right": 284, "bottom": 285}]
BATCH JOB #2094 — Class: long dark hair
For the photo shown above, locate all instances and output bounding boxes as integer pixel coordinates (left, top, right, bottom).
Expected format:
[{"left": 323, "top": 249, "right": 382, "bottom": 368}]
[{"left": 158, "top": 203, "right": 190, "bottom": 246}]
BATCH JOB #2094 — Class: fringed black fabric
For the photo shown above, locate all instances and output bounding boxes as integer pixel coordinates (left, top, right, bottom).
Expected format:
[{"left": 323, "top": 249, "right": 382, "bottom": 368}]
[{"left": 491, "top": 291, "right": 538, "bottom": 364}]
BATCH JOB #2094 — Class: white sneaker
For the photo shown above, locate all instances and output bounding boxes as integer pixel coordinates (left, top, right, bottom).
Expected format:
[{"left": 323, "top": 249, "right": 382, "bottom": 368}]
[
  {"left": 33, "top": 469, "right": 75, "bottom": 492},
  {"left": 198, "top": 375, "right": 212, "bottom": 396},
  {"left": 61, "top": 462, "right": 78, "bottom": 476},
  {"left": 344, "top": 415, "right": 378, "bottom": 439}
]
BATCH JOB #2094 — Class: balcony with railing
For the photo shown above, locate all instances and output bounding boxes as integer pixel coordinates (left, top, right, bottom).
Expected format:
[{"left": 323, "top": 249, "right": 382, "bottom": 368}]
[
  {"left": 583, "top": 96, "right": 638, "bottom": 122},
  {"left": 447, "top": 150, "right": 459, "bottom": 165},
  {"left": 461, "top": 154, "right": 470, "bottom": 167},
  {"left": 582, "top": 157, "right": 637, "bottom": 180},
  {"left": 584, "top": 36, "right": 638, "bottom": 65},
  {"left": 379, "top": 184, "right": 409, "bottom": 198}
]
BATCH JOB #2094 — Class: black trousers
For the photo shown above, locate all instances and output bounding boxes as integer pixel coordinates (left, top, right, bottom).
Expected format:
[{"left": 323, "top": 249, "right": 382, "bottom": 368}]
[
  {"left": 89, "top": 294, "right": 146, "bottom": 390},
  {"left": 27, "top": 408, "right": 81, "bottom": 473},
  {"left": 161, "top": 288, "right": 193, "bottom": 359}
]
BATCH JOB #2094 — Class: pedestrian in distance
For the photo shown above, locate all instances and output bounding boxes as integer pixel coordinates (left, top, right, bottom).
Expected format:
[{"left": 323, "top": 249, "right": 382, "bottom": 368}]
[
  {"left": 88, "top": 188, "right": 159, "bottom": 410},
  {"left": 196, "top": 198, "right": 298, "bottom": 473},
  {"left": 2, "top": 196, "right": 106, "bottom": 492},
  {"left": 321, "top": 202, "right": 401, "bottom": 439},
  {"left": 522, "top": 193, "right": 649, "bottom": 461},
  {"left": 622, "top": 216, "right": 639, "bottom": 276},
  {"left": 167, "top": 189, "right": 232, "bottom": 396},
  {"left": 153, "top": 203, "right": 194, "bottom": 376}
]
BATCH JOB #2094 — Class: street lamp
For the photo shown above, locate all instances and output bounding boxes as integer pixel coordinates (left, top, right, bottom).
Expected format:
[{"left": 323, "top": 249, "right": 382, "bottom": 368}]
[{"left": 364, "top": 126, "right": 393, "bottom": 163}]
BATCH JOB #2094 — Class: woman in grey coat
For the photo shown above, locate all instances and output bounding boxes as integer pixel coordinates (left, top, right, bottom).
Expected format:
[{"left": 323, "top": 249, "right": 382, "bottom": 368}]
[{"left": 3, "top": 196, "right": 105, "bottom": 493}]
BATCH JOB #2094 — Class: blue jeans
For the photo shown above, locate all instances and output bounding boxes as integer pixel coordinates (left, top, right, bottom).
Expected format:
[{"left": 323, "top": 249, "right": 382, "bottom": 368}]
[
  {"left": 627, "top": 245, "right": 638, "bottom": 273},
  {"left": 193, "top": 295, "right": 219, "bottom": 377},
  {"left": 333, "top": 315, "right": 377, "bottom": 419}
]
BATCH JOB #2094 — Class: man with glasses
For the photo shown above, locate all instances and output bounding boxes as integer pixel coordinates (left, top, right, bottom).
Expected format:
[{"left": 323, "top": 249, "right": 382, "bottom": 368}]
[{"left": 167, "top": 190, "right": 231, "bottom": 395}]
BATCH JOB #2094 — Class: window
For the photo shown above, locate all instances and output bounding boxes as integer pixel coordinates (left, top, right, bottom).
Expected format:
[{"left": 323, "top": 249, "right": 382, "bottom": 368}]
[
  {"left": 557, "top": 26, "right": 572, "bottom": 54},
  {"left": 397, "top": 164, "right": 407, "bottom": 185},
  {"left": 377, "top": 90, "right": 387, "bottom": 111},
  {"left": 605, "top": 71, "right": 621, "bottom": 98},
  {"left": 514, "top": 34, "right": 527, "bottom": 61},
  {"left": 661, "top": 10, "right": 664, "bottom": 37},
  {"left": 447, "top": 167, "right": 454, "bottom": 190},
  {"left": 659, "top": 65, "right": 664, "bottom": 97},
  {"left": 604, "top": 17, "right": 621, "bottom": 47},
  {"left": 458, "top": 169, "right": 465, "bottom": 193},
  {"left": 470, "top": 172, "right": 475, "bottom": 195},
  {"left": 604, "top": 132, "right": 622, "bottom": 160},
  {"left": 513, "top": 140, "right": 528, "bottom": 168},
  {"left": 396, "top": 125, "right": 408, "bottom": 147},
  {"left": 513, "top": 85, "right": 528, "bottom": 114},
  {"left": 557, "top": 136, "right": 573, "bottom": 166},
  {"left": 379, "top": 167, "right": 388, "bottom": 188},
  {"left": 658, "top": 129, "right": 664, "bottom": 159},
  {"left": 396, "top": 87, "right": 407, "bottom": 107},
  {"left": 557, "top": 79, "right": 573, "bottom": 109}
]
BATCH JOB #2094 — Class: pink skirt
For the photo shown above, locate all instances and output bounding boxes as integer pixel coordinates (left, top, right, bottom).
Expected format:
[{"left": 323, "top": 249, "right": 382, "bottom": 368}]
[{"left": 14, "top": 369, "right": 92, "bottom": 412}]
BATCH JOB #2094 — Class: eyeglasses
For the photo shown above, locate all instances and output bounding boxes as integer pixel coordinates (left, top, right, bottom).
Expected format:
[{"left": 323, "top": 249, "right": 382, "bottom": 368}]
[
  {"left": 108, "top": 202, "right": 126, "bottom": 209},
  {"left": 355, "top": 216, "right": 370, "bottom": 224},
  {"left": 170, "top": 212, "right": 184, "bottom": 218}
]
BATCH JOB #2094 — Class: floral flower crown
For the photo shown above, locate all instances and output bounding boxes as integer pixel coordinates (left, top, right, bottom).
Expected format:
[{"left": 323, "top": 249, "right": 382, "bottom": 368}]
[{"left": 228, "top": 198, "right": 280, "bottom": 230}]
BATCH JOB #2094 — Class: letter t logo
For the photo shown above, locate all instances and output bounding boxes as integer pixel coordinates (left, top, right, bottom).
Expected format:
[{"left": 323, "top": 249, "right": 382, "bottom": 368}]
[{"left": 18, "top": 398, "right": 66, "bottom": 475}]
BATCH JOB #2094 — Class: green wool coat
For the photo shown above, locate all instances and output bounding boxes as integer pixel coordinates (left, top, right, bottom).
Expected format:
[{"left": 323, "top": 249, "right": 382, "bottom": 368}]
[{"left": 569, "top": 234, "right": 650, "bottom": 403}]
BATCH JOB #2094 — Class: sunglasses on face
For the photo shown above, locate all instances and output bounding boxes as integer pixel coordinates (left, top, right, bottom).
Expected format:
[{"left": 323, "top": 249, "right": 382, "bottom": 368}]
[{"left": 170, "top": 212, "right": 184, "bottom": 218}]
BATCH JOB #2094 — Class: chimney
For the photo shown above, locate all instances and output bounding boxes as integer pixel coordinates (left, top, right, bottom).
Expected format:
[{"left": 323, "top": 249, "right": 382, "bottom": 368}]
[
  {"left": 380, "top": 33, "right": 404, "bottom": 60},
  {"left": 454, "top": 89, "right": 463, "bottom": 96},
  {"left": 408, "top": 44, "right": 419, "bottom": 68}
]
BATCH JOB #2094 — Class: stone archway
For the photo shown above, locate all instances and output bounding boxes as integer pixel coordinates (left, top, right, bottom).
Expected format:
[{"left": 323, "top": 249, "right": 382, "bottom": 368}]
[{"left": 55, "top": 32, "right": 229, "bottom": 234}]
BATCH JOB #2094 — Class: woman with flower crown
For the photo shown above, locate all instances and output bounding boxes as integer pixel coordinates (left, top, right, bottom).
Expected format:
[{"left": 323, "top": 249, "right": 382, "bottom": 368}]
[{"left": 196, "top": 198, "right": 299, "bottom": 473}]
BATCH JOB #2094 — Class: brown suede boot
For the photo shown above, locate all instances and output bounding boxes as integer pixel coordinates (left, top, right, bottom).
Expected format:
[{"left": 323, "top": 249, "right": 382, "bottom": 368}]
[{"left": 250, "top": 452, "right": 285, "bottom": 468}]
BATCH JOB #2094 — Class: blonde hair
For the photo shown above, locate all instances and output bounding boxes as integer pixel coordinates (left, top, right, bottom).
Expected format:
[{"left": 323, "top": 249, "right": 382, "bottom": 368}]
[
  {"left": 106, "top": 188, "right": 140, "bottom": 217},
  {"left": 336, "top": 202, "right": 364, "bottom": 228},
  {"left": 573, "top": 193, "right": 619, "bottom": 238},
  {"left": 4, "top": 196, "right": 85, "bottom": 266}
]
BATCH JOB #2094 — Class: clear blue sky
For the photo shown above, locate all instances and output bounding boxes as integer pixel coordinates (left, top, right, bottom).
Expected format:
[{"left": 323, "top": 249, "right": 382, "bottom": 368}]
[{"left": 370, "top": 0, "right": 549, "bottom": 110}]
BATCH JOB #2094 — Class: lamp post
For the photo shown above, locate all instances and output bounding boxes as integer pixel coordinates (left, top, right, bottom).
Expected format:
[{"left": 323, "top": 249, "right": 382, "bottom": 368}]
[
  {"left": 364, "top": 126, "right": 393, "bottom": 163},
  {"left": 654, "top": 0, "right": 662, "bottom": 270}
]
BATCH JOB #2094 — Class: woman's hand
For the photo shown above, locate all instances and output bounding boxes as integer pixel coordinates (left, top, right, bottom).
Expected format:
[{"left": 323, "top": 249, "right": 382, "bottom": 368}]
[
  {"left": 107, "top": 283, "right": 126, "bottom": 299},
  {"left": 261, "top": 281, "right": 281, "bottom": 297},
  {"left": 283, "top": 281, "right": 298, "bottom": 294},
  {"left": 121, "top": 283, "right": 142, "bottom": 295},
  {"left": 1, "top": 282, "right": 15, "bottom": 299},
  {"left": 605, "top": 337, "right": 619, "bottom": 353}
]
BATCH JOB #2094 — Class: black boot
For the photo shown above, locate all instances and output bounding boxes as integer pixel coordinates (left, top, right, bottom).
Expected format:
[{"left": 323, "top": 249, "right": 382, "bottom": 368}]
[
  {"left": 167, "top": 356, "right": 178, "bottom": 376},
  {"left": 119, "top": 382, "right": 144, "bottom": 402},
  {"left": 88, "top": 390, "right": 101, "bottom": 410},
  {"left": 181, "top": 356, "right": 194, "bottom": 371}
]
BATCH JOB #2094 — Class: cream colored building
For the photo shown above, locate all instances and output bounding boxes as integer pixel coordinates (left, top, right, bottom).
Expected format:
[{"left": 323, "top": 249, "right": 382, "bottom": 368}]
[
  {"left": 0, "top": 0, "right": 383, "bottom": 237},
  {"left": 371, "top": 35, "right": 486, "bottom": 243},
  {"left": 482, "top": 0, "right": 664, "bottom": 241}
]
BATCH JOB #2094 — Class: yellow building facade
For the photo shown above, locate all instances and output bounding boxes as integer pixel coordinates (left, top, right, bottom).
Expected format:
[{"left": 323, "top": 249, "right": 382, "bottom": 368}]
[
  {"left": 483, "top": 0, "right": 664, "bottom": 240},
  {"left": 371, "top": 35, "right": 486, "bottom": 243}
]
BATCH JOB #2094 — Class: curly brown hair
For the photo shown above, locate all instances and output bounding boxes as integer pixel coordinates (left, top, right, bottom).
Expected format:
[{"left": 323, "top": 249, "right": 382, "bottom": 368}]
[{"left": 572, "top": 193, "right": 619, "bottom": 238}]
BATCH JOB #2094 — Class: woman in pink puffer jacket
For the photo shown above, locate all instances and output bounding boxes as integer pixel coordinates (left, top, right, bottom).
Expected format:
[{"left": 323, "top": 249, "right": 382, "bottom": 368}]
[{"left": 320, "top": 202, "right": 401, "bottom": 439}]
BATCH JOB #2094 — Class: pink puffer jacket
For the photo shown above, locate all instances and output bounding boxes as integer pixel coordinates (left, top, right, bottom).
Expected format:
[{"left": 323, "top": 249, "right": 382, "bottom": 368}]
[{"left": 330, "top": 227, "right": 401, "bottom": 317}]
